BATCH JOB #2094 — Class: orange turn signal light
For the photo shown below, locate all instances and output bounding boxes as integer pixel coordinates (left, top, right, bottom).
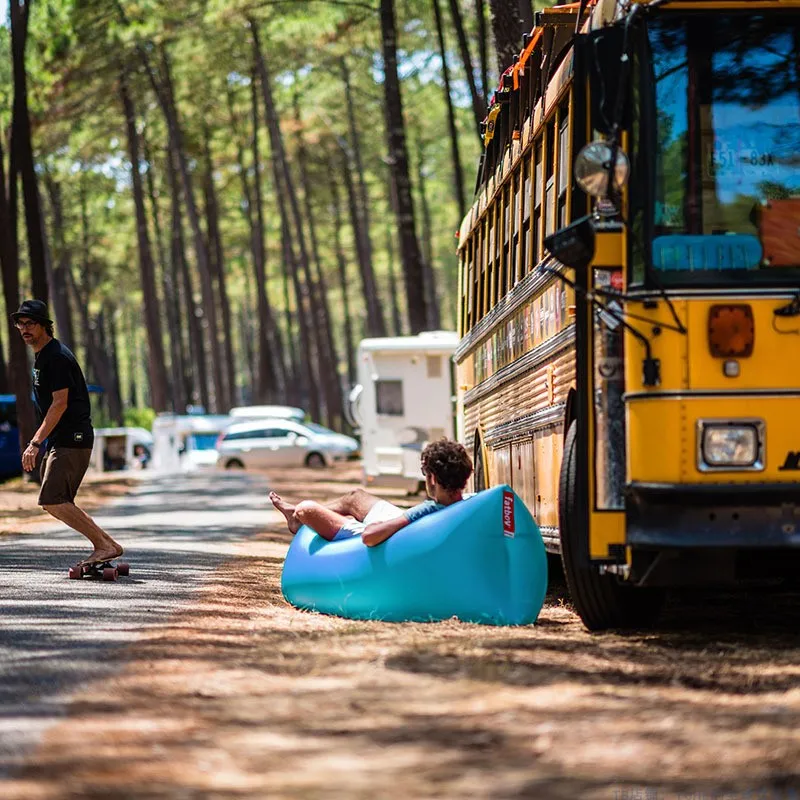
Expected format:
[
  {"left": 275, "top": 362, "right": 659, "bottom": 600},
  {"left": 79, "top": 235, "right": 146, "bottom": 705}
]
[{"left": 708, "top": 304, "right": 754, "bottom": 357}]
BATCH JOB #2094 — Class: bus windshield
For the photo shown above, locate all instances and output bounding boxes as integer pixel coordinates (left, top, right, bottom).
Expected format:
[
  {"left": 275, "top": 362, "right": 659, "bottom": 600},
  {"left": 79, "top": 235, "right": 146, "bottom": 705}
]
[{"left": 647, "top": 14, "right": 800, "bottom": 284}]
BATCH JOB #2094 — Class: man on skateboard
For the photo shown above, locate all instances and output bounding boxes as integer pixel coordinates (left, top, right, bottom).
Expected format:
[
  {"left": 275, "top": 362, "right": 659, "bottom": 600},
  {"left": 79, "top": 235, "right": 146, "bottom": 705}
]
[{"left": 13, "top": 299, "right": 124, "bottom": 567}]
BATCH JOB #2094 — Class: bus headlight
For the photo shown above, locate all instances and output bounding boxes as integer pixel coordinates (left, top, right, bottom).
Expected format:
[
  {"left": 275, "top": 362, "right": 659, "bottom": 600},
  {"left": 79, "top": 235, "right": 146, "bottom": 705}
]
[{"left": 698, "top": 422, "right": 763, "bottom": 470}]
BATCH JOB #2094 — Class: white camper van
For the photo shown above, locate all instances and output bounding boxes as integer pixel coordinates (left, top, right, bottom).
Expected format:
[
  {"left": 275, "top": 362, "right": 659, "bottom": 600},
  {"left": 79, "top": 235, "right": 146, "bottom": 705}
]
[
  {"left": 349, "top": 331, "right": 458, "bottom": 492},
  {"left": 151, "top": 413, "right": 233, "bottom": 472}
]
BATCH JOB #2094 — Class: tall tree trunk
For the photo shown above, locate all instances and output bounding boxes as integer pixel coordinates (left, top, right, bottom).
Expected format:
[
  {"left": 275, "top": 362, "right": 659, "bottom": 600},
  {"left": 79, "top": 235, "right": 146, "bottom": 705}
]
[
  {"left": 415, "top": 140, "right": 440, "bottom": 330},
  {"left": 447, "top": 0, "right": 487, "bottom": 136},
  {"left": 10, "top": 0, "right": 48, "bottom": 304},
  {"left": 328, "top": 173, "right": 357, "bottom": 390},
  {"left": 273, "top": 160, "right": 320, "bottom": 422},
  {"left": 475, "top": 0, "right": 490, "bottom": 105},
  {"left": 147, "top": 45, "right": 224, "bottom": 411},
  {"left": 294, "top": 94, "right": 343, "bottom": 429},
  {"left": 230, "top": 78, "right": 286, "bottom": 402},
  {"left": 518, "top": 0, "right": 534, "bottom": 35},
  {"left": 489, "top": 0, "right": 523, "bottom": 73},
  {"left": 251, "top": 21, "right": 323, "bottom": 421},
  {"left": 143, "top": 128, "right": 185, "bottom": 414},
  {"left": 340, "top": 149, "right": 380, "bottom": 339},
  {"left": 240, "top": 260, "right": 258, "bottom": 398},
  {"left": 202, "top": 124, "right": 236, "bottom": 411},
  {"left": 104, "top": 303, "right": 124, "bottom": 424},
  {"left": 380, "top": 0, "right": 429, "bottom": 334},
  {"left": 385, "top": 224, "right": 404, "bottom": 337},
  {"left": 340, "top": 59, "right": 386, "bottom": 337},
  {"left": 432, "top": 0, "right": 467, "bottom": 220},
  {"left": 0, "top": 126, "right": 36, "bottom": 456},
  {"left": 119, "top": 68, "right": 169, "bottom": 412},
  {"left": 281, "top": 239, "right": 299, "bottom": 400},
  {"left": 167, "top": 143, "right": 208, "bottom": 412},
  {"left": 0, "top": 333, "right": 7, "bottom": 393},
  {"left": 43, "top": 176, "right": 76, "bottom": 348},
  {"left": 70, "top": 224, "right": 116, "bottom": 411}
]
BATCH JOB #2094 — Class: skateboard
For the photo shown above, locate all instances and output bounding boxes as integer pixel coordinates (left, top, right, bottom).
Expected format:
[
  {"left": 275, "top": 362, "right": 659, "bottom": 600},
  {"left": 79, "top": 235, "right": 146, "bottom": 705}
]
[{"left": 68, "top": 560, "right": 131, "bottom": 581}]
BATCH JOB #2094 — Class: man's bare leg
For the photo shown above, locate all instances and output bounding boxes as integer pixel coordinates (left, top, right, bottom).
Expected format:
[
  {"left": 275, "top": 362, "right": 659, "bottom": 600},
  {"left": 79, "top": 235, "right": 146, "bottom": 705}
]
[
  {"left": 42, "top": 502, "right": 123, "bottom": 564},
  {"left": 270, "top": 488, "right": 381, "bottom": 535},
  {"left": 269, "top": 492, "right": 302, "bottom": 534},
  {"left": 324, "top": 489, "right": 381, "bottom": 520},
  {"left": 293, "top": 501, "right": 353, "bottom": 540}
]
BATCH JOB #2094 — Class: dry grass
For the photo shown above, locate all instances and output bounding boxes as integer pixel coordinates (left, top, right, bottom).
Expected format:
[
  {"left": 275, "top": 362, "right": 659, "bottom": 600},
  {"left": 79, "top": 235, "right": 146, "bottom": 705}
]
[{"left": 3, "top": 465, "right": 800, "bottom": 799}]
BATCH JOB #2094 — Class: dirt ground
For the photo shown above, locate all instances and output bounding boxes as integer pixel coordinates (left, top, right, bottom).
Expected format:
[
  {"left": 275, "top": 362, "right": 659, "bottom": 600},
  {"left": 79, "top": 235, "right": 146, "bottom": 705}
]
[
  {"left": 0, "top": 472, "right": 138, "bottom": 535},
  {"left": 2, "top": 465, "right": 800, "bottom": 799}
]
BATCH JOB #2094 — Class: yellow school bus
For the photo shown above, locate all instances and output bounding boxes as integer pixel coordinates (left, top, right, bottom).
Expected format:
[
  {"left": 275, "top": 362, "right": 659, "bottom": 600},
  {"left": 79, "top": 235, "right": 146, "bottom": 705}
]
[{"left": 456, "top": 0, "right": 800, "bottom": 629}]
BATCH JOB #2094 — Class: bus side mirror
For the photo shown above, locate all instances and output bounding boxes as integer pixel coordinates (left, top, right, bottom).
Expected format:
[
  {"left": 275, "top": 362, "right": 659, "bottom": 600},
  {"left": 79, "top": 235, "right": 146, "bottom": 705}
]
[
  {"left": 579, "top": 24, "right": 632, "bottom": 135},
  {"left": 544, "top": 215, "right": 596, "bottom": 270}
]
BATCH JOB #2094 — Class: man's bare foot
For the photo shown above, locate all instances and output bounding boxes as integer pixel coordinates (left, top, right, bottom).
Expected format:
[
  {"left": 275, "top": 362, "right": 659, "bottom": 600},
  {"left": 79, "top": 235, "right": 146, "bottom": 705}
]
[
  {"left": 78, "top": 543, "right": 124, "bottom": 566},
  {"left": 269, "top": 491, "right": 301, "bottom": 534}
]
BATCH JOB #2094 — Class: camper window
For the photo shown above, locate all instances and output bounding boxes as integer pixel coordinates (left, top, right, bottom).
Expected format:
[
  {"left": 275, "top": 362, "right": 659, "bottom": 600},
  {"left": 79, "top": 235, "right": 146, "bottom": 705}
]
[
  {"left": 426, "top": 356, "right": 442, "bottom": 378},
  {"left": 375, "top": 380, "right": 404, "bottom": 416}
]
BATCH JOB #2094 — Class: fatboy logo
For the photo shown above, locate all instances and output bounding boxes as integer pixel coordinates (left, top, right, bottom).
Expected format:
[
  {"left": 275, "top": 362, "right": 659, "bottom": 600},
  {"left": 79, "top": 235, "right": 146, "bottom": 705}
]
[
  {"left": 502, "top": 490, "right": 515, "bottom": 537},
  {"left": 32, "top": 368, "right": 40, "bottom": 387}
]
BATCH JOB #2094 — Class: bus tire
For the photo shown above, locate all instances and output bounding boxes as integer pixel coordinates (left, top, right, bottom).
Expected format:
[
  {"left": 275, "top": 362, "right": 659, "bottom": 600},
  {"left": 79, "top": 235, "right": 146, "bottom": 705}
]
[{"left": 559, "top": 421, "right": 664, "bottom": 631}]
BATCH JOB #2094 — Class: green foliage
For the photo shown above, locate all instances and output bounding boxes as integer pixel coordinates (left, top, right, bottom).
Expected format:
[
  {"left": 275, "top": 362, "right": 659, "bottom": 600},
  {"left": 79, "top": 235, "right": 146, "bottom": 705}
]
[
  {"left": 124, "top": 406, "right": 157, "bottom": 430},
  {"left": 3, "top": 0, "right": 501, "bottom": 409}
]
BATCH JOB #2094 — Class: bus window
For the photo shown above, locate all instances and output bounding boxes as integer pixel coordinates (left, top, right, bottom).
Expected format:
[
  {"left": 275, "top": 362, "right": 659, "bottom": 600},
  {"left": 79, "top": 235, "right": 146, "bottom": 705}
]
[
  {"left": 545, "top": 119, "right": 556, "bottom": 238},
  {"left": 495, "top": 200, "right": 503, "bottom": 306},
  {"left": 474, "top": 226, "right": 482, "bottom": 323},
  {"left": 523, "top": 155, "right": 532, "bottom": 274},
  {"left": 502, "top": 183, "right": 511, "bottom": 302},
  {"left": 534, "top": 140, "right": 543, "bottom": 262},
  {"left": 512, "top": 168, "right": 522, "bottom": 287},
  {"left": 558, "top": 103, "right": 571, "bottom": 228},
  {"left": 482, "top": 219, "right": 489, "bottom": 319}
]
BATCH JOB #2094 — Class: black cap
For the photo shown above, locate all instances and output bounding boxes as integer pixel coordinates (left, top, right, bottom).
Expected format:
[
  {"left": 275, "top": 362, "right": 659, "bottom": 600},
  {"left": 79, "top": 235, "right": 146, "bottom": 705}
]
[{"left": 11, "top": 299, "right": 53, "bottom": 325}]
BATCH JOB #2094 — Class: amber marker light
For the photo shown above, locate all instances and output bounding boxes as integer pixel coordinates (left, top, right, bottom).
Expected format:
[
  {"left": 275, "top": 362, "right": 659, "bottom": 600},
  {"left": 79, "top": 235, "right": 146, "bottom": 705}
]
[{"left": 708, "top": 304, "right": 755, "bottom": 358}]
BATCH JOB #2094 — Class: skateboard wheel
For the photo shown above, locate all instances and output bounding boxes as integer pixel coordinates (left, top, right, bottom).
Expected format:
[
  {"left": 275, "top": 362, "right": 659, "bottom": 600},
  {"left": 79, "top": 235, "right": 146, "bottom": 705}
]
[
  {"left": 102, "top": 567, "right": 117, "bottom": 581},
  {"left": 69, "top": 567, "right": 81, "bottom": 579},
  {"left": 116, "top": 562, "right": 130, "bottom": 577}
]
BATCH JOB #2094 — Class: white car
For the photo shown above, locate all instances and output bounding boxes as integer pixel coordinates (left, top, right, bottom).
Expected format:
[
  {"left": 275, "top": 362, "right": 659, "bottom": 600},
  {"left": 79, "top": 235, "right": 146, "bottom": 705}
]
[{"left": 216, "top": 419, "right": 359, "bottom": 470}]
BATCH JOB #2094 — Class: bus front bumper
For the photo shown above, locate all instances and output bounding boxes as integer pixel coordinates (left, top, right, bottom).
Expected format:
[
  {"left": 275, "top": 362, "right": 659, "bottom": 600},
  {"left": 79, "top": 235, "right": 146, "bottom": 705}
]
[{"left": 626, "top": 482, "right": 800, "bottom": 548}]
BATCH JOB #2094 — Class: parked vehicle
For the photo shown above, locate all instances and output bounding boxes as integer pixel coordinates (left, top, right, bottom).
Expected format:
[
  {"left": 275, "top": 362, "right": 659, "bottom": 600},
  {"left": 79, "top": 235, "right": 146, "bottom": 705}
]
[
  {"left": 89, "top": 427, "right": 154, "bottom": 473},
  {"left": 0, "top": 387, "right": 104, "bottom": 479},
  {"left": 348, "top": 331, "right": 458, "bottom": 492},
  {"left": 228, "top": 405, "right": 306, "bottom": 422},
  {"left": 151, "top": 413, "right": 233, "bottom": 472},
  {"left": 0, "top": 395, "right": 19, "bottom": 479},
  {"left": 216, "top": 419, "right": 359, "bottom": 470}
]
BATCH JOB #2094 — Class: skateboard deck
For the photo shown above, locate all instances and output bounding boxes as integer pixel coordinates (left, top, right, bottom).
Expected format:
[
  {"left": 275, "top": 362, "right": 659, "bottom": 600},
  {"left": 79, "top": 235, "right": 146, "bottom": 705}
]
[{"left": 68, "top": 560, "right": 130, "bottom": 581}]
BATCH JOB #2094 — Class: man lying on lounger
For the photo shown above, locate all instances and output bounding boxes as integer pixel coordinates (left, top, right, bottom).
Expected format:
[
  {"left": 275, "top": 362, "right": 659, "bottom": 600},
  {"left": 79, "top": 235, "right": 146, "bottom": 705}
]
[{"left": 270, "top": 438, "right": 473, "bottom": 547}]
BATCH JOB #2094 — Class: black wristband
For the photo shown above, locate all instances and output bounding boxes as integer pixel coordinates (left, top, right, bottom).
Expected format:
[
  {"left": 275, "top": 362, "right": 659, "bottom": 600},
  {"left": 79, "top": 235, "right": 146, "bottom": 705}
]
[{"left": 29, "top": 440, "right": 41, "bottom": 448}]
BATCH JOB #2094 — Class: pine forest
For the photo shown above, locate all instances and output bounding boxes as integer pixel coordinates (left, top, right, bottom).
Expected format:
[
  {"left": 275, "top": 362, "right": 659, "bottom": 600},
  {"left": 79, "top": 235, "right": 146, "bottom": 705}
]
[{"left": 0, "top": 0, "right": 547, "bottom": 441}]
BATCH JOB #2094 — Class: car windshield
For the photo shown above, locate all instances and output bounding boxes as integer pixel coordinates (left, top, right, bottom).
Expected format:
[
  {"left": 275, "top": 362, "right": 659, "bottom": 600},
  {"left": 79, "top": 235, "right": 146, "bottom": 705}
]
[
  {"left": 189, "top": 433, "right": 220, "bottom": 451},
  {"left": 646, "top": 13, "right": 800, "bottom": 284},
  {"left": 302, "top": 423, "right": 335, "bottom": 435}
]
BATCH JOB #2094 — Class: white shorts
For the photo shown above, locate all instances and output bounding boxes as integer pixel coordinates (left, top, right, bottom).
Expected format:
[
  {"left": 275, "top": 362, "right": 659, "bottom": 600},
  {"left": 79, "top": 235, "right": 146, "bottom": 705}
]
[{"left": 335, "top": 499, "right": 405, "bottom": 539}]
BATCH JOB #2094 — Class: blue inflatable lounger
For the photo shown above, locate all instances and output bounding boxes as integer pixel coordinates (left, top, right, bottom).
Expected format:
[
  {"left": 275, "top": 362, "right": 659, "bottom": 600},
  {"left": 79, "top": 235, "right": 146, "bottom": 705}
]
[{"left": 281, "top": 484, "right": 548, "bottom": 626}]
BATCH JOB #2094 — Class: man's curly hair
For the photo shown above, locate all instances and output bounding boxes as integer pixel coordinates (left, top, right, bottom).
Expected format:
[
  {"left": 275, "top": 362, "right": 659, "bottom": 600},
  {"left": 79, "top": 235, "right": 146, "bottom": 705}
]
[{"left": 420, "top": 438, "right": 473, "bottom": 491}]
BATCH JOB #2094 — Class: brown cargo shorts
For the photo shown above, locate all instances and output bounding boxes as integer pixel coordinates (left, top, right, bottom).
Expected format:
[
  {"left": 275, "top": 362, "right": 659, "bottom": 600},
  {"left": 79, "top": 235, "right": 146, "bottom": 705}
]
[{"left": 38, "top": 446, "right": 92, "bottom": 506}]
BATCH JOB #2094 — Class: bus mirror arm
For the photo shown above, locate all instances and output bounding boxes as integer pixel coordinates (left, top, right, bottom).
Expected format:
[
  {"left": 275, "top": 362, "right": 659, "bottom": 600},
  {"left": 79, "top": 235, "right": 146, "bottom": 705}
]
[{"left": 539, "top": 262, "right": 661, "bottom": 388}]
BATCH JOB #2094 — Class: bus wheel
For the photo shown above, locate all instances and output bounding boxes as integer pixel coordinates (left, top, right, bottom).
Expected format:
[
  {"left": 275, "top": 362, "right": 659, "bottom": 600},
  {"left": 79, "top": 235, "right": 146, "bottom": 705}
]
[{"left": 559, "top": 421, "right": 664, "bottom": 631}]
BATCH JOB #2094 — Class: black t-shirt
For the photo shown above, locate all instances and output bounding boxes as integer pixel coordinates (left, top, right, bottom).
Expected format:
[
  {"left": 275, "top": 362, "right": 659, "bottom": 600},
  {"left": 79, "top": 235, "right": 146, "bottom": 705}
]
[{"left": 33, "top": 339, "right": 94, "bottom": 449}]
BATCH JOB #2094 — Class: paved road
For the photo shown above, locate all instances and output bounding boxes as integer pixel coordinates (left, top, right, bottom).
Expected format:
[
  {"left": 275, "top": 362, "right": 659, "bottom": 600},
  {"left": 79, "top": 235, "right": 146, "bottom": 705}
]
[{"left": 0, "top": 470, "right": 275, "bottom": 778}]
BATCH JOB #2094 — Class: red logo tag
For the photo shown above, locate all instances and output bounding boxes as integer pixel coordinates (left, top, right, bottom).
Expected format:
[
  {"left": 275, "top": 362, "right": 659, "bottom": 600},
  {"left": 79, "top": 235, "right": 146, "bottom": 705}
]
[{"left": 502, "top": 490, "right": 515, "bottom": 537}]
